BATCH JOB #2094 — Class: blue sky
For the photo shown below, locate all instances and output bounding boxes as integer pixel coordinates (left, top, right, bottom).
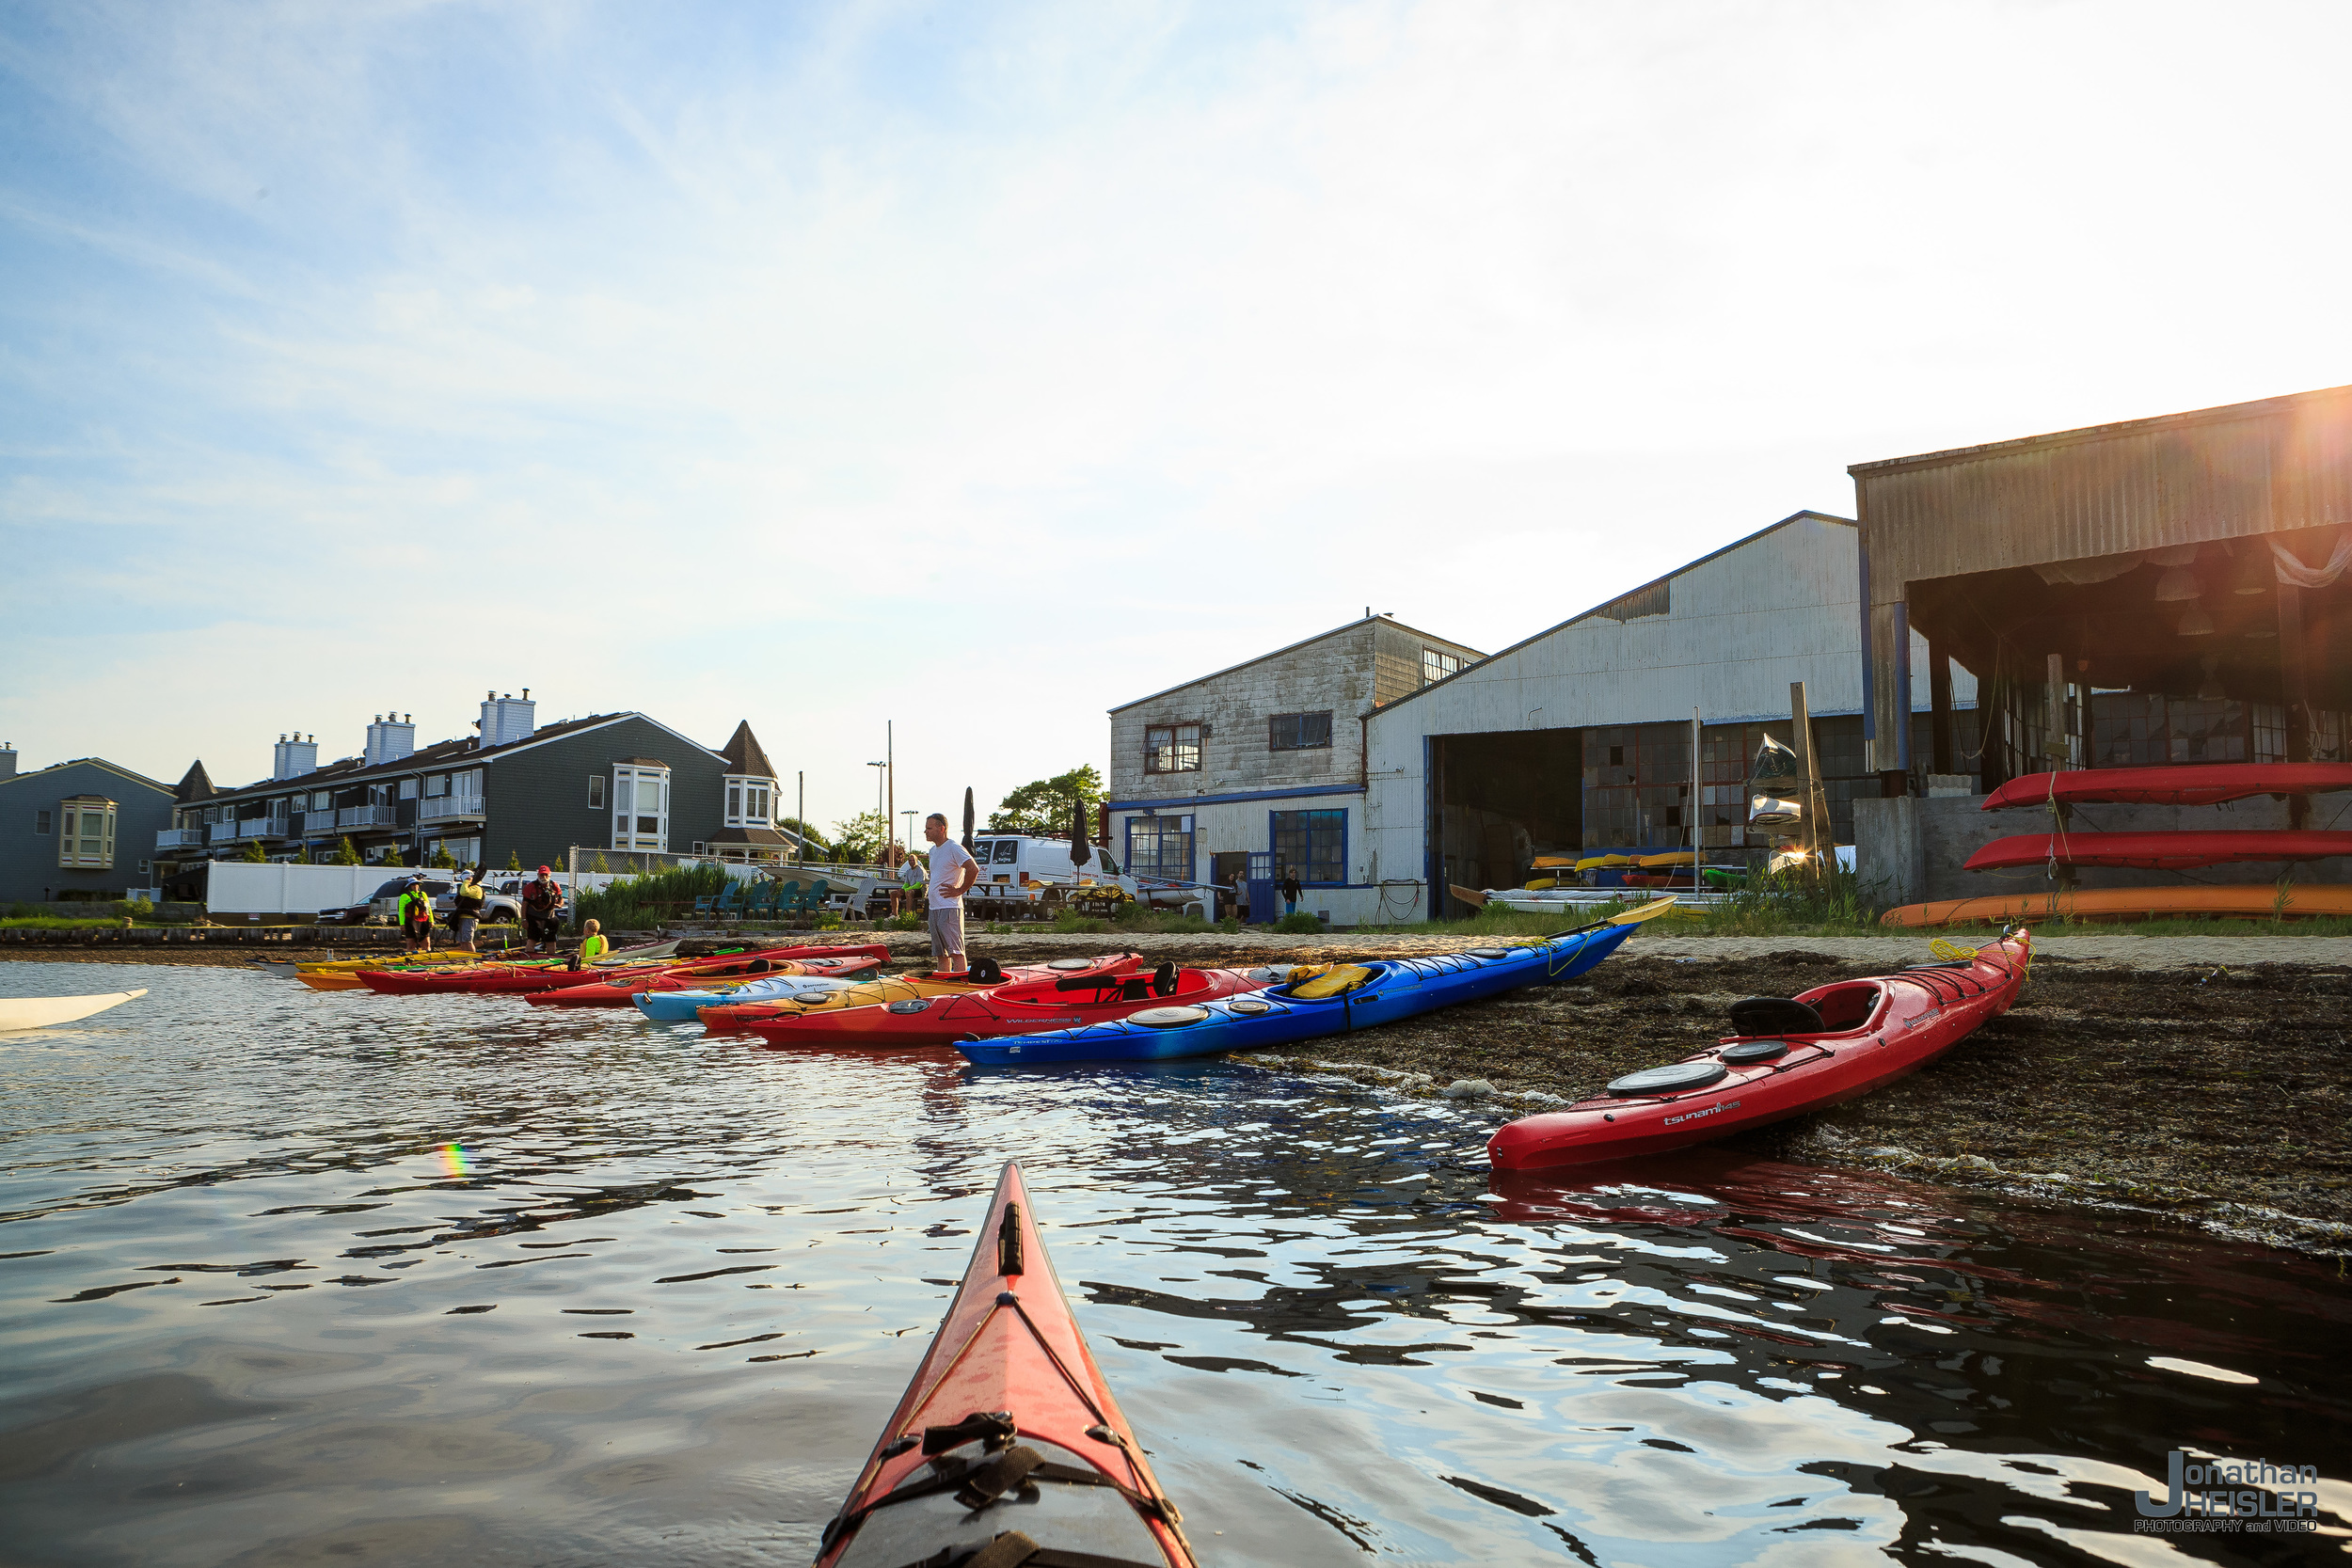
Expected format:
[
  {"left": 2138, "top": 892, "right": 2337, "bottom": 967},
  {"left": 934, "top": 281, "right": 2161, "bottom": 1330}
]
[{"left": 5, "top": 0, "right": 2349, "bottom": 835}]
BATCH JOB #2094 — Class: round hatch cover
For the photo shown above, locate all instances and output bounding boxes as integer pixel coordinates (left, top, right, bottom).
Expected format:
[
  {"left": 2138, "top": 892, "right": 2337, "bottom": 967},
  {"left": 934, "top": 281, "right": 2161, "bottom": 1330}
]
[
  {"left": 1607, "top": 1060, "right": 1729, "bottom": 1098},
  {"left": 886, "top": 999, "right": 932, "bottom": 1014},
  {"left": 1129, "top": 1006, "right": 1210, "bottom": 1028},
  {"left": 1720, "top": 1039, "right": 1790, "bottom": 1064},
  {"left": 1227, "top": 997, "right": 1273, "bottom": 1015},
  {"left": 1467, "top": 946, "right": 1512, "bottom": 959},
  {"left": 1046, "top": 958, "right": 1097, "bottom": 971}
]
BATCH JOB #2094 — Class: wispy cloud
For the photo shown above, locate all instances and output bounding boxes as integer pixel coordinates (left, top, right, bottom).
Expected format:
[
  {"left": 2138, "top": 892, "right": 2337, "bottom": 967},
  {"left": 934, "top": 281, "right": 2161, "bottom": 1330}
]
[{"left": 3, "top": 0, "right": 2348, "bottom": 819}]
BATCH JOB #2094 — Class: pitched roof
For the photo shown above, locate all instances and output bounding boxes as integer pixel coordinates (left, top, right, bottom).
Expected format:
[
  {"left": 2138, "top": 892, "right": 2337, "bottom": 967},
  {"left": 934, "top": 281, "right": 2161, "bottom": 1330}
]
[
  {"left": 208, "top": 712, "right": 684, "bottom": 802},
  {"left": 1108, "top": 614, "right": 1486, "bottom": 715},
  {"left": 721, "top": 721, "right": 777, "bottom": 779},
  {"left": 176, "top": 761, "right": 216, "bottom": 802},
  {"left": 707, "top": 825, "right": 792, "bottom": 846},
  {"left": 1369, "top": 510, "right": 1855, "bottom": 719}
]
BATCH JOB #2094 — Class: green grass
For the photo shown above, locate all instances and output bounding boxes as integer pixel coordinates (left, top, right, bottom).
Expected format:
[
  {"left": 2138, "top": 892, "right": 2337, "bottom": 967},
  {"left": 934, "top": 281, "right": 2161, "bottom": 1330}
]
[{"left": 573, "top": 863, "right": 731, "bottom": 931}]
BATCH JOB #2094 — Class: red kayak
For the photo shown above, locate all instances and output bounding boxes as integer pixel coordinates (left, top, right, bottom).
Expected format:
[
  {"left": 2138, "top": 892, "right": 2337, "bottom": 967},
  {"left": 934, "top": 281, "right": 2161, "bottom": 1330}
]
[
  {"left": 1963, "top": 831, "right": 2352, "bottom": 873},
  {"left": 359, "top": 943, "right": 882, "bottom": 996},
  {"left": 740, "top": 961, "right": 1268, "bottom": 1048},
  {"left": 522, "top": 947, "right": 889, "bottom": 1007},
  {"left": 813, "top": 1162, "right": 1197, "bottom": 1568},
  {"left": 1487, "top": 932, "right": 2029, "bottom": 1170},
  {"left": 1983, "top": 762, "right": 2352, "bottom": 812},
  {"left": 697, "top": 953, "right": 1143, "bottom": 1034}
]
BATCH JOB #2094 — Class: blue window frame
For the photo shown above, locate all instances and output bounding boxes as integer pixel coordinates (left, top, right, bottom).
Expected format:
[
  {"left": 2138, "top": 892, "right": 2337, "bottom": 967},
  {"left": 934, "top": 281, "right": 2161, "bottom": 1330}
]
[
  {"left": 1124, "top": 814, "right": 1195, "bottom": 881},
  {"left": 1270, "top": 808, "right": 1346, "bottom": 885}
]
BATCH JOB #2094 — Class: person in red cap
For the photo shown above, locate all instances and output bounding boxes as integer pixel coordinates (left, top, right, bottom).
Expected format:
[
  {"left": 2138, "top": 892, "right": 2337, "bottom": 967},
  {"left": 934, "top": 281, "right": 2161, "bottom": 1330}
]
[{"left": 520, "top": 864, "right": 565, "bottom": 953}]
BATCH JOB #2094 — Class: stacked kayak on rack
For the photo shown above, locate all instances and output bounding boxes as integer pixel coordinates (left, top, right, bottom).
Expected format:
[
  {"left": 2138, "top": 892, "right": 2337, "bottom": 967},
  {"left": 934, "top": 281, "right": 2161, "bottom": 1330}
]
[
  {"left": 1883, "top": 762, "right": 2352, "bottom": 927},
  {"left": 960, "top": 920, "right": 1640, "bottom": 1066},
  {"left": 1489, "top": 932, "right": 2030, "bottom": 1168}
]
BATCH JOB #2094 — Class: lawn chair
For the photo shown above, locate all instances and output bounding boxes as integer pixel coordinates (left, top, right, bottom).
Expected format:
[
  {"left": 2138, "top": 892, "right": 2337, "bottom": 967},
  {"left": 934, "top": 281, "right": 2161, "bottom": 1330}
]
[
  {"left": 707, "top": 880, "right": 742, "bottom": 921},
  {"left": 740, "top": 880, "right": 780, "bottom": 921}
]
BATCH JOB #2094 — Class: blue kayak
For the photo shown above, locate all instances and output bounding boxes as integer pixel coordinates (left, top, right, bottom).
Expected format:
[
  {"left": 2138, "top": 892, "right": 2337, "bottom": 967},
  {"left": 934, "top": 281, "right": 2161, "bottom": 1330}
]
[
  {"left": 957, "top": 922, "right": 1636, "bottom": 1066},
  {"left": 634, "top": 974, "right": 859, "bottom": 1022}
]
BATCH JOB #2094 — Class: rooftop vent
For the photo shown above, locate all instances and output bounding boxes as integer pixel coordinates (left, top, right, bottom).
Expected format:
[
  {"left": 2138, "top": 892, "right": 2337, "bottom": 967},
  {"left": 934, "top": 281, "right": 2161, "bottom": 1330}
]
[
  {"left": 365, "top": 713, "right": 416, "bottom": 768},
  {"left": 272, "top": 732, "right": 319, "bottom": 781},
  {"left": 0, "top": 741, "right": 14, "bottom": 783},
  {"left": 480, "top": 689, "right": 537, "bottom": 747}
]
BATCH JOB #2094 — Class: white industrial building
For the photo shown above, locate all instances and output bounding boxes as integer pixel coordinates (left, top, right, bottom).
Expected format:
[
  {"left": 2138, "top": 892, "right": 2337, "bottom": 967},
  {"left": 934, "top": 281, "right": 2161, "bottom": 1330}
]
[
  {"left": 1104, "top": 615, "right": 1485, "bottom": 920},
  {"left": 1343, "top": 511, "right": 1975, "bottom": 923}
]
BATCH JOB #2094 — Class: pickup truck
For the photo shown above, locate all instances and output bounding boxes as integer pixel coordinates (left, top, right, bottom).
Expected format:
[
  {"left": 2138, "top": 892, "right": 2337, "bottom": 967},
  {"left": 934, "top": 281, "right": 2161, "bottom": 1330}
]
[{"left": 316, "top": 877, "right": 528, "bottom": 927}]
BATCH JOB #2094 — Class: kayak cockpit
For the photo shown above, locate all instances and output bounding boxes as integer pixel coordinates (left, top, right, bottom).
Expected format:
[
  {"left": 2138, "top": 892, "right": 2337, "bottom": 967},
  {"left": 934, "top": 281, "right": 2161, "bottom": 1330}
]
[{"left": 829, "top": 1432, "right": 1171, "bottom": 1568}]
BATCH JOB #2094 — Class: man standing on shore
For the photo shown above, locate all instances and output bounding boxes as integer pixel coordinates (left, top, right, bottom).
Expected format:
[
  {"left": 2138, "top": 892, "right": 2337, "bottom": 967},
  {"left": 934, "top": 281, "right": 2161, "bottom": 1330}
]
[{"left": 920, "top": 812, "right": 978, "bottom": 974}]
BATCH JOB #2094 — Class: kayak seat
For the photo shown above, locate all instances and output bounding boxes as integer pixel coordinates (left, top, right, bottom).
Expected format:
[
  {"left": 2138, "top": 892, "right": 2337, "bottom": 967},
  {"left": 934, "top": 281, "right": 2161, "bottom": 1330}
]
[
  {"left": 969, "top": 957, "right": 1006, "bottom": 984},
  {"left": 1728, "top": 995, "right": 1824, "bottom": 1036},
  {"left": 1151, "top": 961, "right": 1178, "bottom": 996},
  {"left": 1290, "top": 964, "right": 1375, "bottom": 999}
]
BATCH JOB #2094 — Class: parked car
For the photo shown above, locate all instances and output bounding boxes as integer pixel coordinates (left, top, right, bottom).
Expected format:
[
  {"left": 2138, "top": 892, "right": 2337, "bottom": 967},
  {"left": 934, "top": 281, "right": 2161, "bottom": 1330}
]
[{"left": 316, "top": 877, "right": 524, "bottom": 927}]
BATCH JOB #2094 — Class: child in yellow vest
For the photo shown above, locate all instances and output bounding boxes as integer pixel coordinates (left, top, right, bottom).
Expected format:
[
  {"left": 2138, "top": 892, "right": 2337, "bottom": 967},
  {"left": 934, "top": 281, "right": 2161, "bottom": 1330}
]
[{"left": 579, "top": 920, "right": 610, "bottom": 962}]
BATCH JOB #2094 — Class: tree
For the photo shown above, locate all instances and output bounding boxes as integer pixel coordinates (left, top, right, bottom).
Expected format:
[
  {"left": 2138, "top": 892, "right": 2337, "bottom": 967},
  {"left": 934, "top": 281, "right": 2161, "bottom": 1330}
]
[
  {"left": 430, "top": 844, "right": 455, "bottom": 869},
  {"left": 334, "top": 836, "right": 361, "bottom": 866},
  {"left": 986, "top": 766, "right": 1104, "bottom": 836},
  {"left": 241, "top": 836, "right": 267, "bottom": 863},
  {"left": 592, "top": 851, "right": 611, "bottom": 874},
  {"left": 778, "top": 816, "right": 832, "bottom": 861},
  {"left": 381, "top": 846, "right": 405, "bottom": 868},
  {"left": 290, "top": 846, "right": 310, "bottom": 865},
  {"left": 506, "top": 849, "right": 522, "bottom": 871},
  {"left": 832, "top": 810, "right": 886, "bottom": 863}
]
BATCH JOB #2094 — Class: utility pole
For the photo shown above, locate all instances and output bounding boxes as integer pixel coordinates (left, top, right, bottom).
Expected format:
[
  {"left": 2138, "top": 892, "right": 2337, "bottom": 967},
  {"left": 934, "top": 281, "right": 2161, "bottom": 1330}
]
[
  {"left": 1789, "top": 681, "right": 1831, "bottom": 879},
  {"left": 796, "top": 771, "right": 804, "bottom": 863},
  {"left": 886, "top": 721, "right": 895, "bottom": 859}
]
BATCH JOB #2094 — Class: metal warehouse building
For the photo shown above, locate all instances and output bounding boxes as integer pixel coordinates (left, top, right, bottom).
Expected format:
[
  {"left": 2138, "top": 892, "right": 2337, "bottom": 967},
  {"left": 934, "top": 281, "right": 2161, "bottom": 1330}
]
[
  {"left": 1851, "top": 385, "right": 2352, "bottom": 907},
  {"left": 1358, "top": 511, "right": 1974, "bottom": 924}
]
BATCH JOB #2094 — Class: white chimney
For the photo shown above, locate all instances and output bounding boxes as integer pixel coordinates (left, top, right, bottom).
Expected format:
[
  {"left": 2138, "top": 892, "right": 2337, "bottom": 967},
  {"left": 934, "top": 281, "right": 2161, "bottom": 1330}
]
[
  {"left": 0, "top": 742, "right": 14, "bottom": 782},
  {"left": 365, "top": 713, "right": 416, "bottom": 767},
  {"left": 272, "top": 732, "right": 319, "bottom": 781},
  {"left": 479, "top": 689, "right": 538, "bottom": 747}
]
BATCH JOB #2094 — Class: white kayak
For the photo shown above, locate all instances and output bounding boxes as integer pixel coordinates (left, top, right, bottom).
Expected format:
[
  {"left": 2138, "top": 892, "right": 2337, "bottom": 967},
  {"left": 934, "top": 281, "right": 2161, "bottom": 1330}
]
[{"left": 0, "top": 989, "right": 149, "bottom": 1032}]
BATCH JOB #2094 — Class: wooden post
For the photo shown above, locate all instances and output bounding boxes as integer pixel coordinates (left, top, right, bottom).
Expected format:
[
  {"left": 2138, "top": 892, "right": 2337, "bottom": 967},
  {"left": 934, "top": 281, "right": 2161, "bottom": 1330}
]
[
  {"left": 2279, "top": 581, "right": 2312, "bottom": 825},
  {"left": 1928, "top": 639, "right": 1956, "bottom": 777},
  {"left": 1789, "top": 681, "right": 1830, "bottom": 877}
]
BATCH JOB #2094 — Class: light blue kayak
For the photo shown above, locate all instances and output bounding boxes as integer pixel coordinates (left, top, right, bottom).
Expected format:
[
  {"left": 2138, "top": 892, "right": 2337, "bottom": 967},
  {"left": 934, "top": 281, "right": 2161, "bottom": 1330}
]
[
  {"left": 634, "top": 974, "right": 860, "bottom": 1022},
  {"left": 957, "top": 922, "right": 1636, "bottom": 1066}
]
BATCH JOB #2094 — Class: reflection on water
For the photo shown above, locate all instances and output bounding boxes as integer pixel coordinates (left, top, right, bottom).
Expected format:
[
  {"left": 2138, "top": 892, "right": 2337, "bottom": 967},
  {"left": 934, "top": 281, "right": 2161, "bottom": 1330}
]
[{"left": 2, "top": 960, "right": 2345, "bottom": 1566}]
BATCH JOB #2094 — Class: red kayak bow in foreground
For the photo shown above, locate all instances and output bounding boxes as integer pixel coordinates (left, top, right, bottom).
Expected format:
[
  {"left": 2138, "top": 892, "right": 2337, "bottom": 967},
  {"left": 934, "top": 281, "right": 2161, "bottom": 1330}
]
[
  {"left": 1488, "top": 932, "right": 2029, "bottom": 1170},
  {"left": 814, "top": 1162, "right": 1197, "bottom": 1568}
]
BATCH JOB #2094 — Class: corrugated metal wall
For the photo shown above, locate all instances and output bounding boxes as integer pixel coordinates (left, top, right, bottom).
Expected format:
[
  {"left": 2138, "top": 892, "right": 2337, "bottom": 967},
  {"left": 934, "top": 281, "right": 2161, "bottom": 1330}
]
[{"left": 1852, "top": 385, "right": 2352, "bottom": 767}]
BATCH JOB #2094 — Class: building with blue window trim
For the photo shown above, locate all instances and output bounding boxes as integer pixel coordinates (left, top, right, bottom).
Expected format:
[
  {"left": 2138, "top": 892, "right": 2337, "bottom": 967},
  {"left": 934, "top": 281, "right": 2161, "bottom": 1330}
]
[{"left": 1104, "top": 615, "right": 1485, "bottom": 922}]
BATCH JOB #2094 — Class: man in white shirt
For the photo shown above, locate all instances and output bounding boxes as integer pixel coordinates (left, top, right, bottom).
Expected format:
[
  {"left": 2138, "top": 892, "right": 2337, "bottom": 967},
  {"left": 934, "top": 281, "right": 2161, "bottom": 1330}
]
[{"left": 920, "top": 812, "right": 979, "bottom": 974}]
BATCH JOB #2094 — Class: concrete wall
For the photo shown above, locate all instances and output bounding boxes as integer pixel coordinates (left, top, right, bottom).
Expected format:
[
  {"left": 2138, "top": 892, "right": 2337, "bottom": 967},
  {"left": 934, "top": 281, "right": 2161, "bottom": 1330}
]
[
  {"left": 1853, "top": 793, "right": 2352, "bottom": 908},
  {"left": 0, "top": 758, "right": 180, "bottom": 904},
  {"left": 1362, "top": 513, "right": 1978, "bottom": 915}
]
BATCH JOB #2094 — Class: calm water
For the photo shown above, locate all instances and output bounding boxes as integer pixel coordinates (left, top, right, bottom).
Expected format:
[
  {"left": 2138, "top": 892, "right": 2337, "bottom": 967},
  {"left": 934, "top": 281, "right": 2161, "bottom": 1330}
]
[{"left": 2, "top": 959, "right": 2345, "bottom": 1567}]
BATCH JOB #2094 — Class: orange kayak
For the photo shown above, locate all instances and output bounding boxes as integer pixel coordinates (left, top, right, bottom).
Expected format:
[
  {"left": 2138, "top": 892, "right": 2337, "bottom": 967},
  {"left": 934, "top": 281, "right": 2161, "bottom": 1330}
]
[
  {"left": 1881, "top": 883, "right": 2352, "bottom": 927},
  {"left": 813, "top": 1162, "right": 1196, "bottom": 1568}
]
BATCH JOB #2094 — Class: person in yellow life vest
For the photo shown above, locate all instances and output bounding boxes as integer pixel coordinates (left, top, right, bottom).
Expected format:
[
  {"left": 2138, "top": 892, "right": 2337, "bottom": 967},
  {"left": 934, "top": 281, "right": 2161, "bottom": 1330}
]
[
  {"left": 578, "top": 919, "right": 609, "bottom": 962},
  {"left": 450, "top": 867, "right": 487, "bottom": 949},
  {"left": 396, "top": 877, "right": 435, "bottom": 952}
]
